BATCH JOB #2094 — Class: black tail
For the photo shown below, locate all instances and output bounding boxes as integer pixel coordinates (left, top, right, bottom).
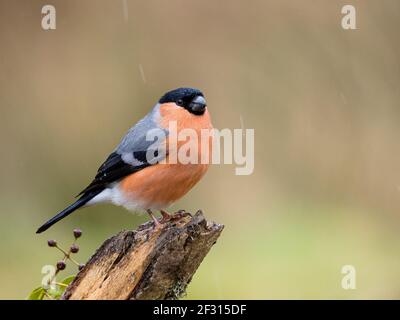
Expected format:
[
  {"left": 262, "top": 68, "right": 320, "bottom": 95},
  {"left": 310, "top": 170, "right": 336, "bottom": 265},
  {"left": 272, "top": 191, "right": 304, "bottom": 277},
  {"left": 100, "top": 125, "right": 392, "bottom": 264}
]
[{"left": 36, "top": 190, "right": 102, "bottom": 234}]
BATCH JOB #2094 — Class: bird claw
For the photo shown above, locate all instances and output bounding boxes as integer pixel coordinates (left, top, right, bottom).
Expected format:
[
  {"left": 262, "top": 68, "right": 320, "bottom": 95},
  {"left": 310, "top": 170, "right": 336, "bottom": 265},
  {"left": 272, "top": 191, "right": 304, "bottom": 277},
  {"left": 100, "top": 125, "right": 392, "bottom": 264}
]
[
  {"left": 160, "top": 210, "right": 172, "bottom": 223},
  {"left": 160, "top": 210, "right": 191, "bottom": 223},
  {"left": 172, "top": 210, "right": 192, "bottom": 220},
  {"left": 147, "top": 209, "right": 192, "bottom": 229}
]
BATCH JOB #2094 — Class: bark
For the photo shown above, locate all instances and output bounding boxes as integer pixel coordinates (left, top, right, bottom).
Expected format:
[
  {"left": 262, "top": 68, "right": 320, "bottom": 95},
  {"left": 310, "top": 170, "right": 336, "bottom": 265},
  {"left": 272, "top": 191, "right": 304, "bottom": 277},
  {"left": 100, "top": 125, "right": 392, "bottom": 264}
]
[{"left": 62, "top": 210, "right": 223, "bottom": 300}]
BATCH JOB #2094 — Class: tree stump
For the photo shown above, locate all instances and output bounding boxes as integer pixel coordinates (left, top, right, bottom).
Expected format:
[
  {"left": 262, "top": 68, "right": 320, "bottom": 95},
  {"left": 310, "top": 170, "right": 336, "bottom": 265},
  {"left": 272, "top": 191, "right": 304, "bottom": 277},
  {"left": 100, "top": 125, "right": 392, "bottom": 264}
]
[{"left": 62, "top": 210, "right": 223, "bottom": 300}]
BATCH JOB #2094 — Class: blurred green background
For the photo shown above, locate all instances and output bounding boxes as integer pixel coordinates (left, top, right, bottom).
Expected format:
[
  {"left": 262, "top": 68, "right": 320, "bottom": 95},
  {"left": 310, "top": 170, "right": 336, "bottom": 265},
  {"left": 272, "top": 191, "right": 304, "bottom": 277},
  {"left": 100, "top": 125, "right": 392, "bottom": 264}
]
[{"left": 1, "top": 0, "right": 400, "bottom": 299}]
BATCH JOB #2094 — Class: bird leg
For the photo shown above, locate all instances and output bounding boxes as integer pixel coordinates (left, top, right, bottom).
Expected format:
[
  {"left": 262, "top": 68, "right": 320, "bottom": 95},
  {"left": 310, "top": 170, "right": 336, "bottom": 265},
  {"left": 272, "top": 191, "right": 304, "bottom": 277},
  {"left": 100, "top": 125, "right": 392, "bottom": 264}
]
[{"left": 147, "top": 209, "right": 161, "bottom": 228}]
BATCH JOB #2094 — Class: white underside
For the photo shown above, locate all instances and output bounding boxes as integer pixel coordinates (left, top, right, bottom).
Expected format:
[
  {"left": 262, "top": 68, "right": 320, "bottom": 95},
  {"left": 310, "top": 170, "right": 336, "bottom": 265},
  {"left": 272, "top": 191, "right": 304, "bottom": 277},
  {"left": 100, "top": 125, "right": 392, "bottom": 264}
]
[
  {"left": 85, "top": 183, "right": 168, "bottom": 211},
  {"left": 85, "top": 183, "right": 146, "bottom": 211}
]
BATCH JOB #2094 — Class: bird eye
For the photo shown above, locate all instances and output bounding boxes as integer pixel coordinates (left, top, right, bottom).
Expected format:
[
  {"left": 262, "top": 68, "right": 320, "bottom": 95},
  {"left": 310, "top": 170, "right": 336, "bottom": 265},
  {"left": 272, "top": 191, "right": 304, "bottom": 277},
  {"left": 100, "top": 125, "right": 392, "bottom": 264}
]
[{"left": 177, "top": 99, "right": 183, "bottom": 106}]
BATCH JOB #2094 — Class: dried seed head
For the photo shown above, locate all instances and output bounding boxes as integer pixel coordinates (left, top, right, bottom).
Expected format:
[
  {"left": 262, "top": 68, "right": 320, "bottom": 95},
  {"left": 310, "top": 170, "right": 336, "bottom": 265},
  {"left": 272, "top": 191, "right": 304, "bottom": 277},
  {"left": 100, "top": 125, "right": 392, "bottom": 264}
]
[
  {"left": 70, "top": 244, "right": 79, "bottom": 254},
  {"left": 47, "top": 240, "right": 57, "bottom": 247},
  {"left": 56, "top": 261, "right": 66, "bottom": 270},
  {"left": 73, "top": 229, "right": 82, "bottom": 239}
]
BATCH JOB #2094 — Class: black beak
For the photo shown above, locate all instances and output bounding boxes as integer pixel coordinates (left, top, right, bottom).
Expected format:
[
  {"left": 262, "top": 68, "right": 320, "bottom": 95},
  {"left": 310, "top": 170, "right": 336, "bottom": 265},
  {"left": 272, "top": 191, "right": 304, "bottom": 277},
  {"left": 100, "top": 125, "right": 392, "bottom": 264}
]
[{"left": 189, "top": 95, "right": 207, "bottom": 115}]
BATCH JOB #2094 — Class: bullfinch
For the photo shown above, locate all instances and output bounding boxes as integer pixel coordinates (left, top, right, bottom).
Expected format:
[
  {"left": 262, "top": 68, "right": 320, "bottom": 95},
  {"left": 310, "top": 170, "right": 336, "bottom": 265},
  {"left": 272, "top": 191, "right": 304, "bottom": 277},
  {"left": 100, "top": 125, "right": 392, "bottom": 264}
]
[{"left": 36, "top": 87, "right": 212, "bottom": 233}]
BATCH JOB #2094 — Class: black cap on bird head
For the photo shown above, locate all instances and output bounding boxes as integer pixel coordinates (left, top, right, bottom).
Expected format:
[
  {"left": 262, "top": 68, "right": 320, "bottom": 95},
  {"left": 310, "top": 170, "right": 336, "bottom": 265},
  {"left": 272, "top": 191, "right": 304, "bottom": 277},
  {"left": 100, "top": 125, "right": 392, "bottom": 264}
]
[{"left": 159, "top": 87, "right": 207, "bottom": 115}]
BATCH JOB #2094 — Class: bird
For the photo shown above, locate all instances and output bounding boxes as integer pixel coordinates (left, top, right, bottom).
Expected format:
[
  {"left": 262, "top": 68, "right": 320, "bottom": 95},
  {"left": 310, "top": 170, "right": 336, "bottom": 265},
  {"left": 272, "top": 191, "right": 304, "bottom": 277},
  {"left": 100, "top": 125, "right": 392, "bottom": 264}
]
[{"left": 36, "top": 87, "right": 213, "bottom": 233}]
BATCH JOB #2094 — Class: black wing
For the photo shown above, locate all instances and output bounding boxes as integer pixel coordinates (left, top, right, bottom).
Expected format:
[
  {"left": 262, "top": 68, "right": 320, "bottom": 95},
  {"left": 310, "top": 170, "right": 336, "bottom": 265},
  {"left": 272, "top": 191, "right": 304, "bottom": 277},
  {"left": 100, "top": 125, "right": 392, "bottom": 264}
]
[{"left": 77, "top": 151, "right": 152, "bottom": 196}]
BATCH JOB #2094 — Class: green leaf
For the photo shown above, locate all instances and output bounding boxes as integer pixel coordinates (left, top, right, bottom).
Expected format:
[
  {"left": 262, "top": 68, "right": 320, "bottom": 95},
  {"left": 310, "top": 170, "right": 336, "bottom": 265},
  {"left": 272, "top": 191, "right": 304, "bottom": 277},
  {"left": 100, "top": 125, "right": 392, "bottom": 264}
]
[
  {"left": 48, "top": 275, "right": 76, "bottom": 299},
  {"left": 27, "top": 275, "right": 76, "bottom": 300},
  {"left": 47, "top": 286, "right": 63, "bottom": 300},
  {"left": 60, "top": 275, "right": 75, "bottom": 286},
  {"left": 27, "top": 287, "right": 46, "bottom": 300}
]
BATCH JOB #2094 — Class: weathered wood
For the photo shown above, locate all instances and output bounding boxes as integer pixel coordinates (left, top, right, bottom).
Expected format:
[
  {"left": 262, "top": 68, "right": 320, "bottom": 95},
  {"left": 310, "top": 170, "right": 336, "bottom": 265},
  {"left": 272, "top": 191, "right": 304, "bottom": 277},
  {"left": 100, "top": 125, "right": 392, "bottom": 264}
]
[{"left": 62, "top": 210, "right": 223, "bottom": 300}]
